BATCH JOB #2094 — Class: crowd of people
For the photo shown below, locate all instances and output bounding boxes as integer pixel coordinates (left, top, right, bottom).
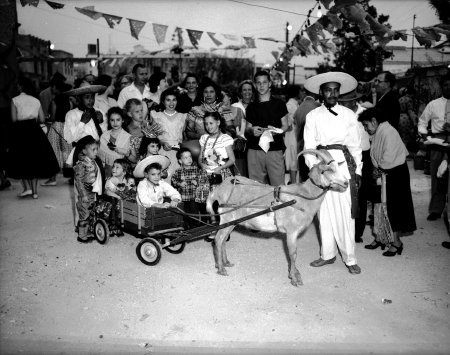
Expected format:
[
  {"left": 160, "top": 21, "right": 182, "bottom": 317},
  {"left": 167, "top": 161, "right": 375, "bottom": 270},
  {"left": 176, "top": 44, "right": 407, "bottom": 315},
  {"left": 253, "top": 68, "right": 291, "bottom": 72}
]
[{"left": 1, "top": 64, "right": 449, "bottom": 265}]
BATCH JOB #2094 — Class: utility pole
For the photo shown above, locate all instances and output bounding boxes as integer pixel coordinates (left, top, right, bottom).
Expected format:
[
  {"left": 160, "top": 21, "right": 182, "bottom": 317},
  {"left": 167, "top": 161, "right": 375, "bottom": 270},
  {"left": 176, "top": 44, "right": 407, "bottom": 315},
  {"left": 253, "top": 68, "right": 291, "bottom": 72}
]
[
  {"left": 285, "top": 22, "right": 291, "bottom": 85},
  {"left": 410, "top": 14, "right": 416, "bottom": 69}
]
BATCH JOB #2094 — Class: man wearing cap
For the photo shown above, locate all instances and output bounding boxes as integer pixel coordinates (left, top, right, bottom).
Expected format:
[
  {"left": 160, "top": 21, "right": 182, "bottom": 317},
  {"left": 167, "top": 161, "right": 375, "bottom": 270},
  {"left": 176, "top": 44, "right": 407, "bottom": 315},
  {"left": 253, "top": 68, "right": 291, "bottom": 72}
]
[
  {"left": 63, "top": 82, "right": 107, "bottom": 166},
  {"left": 245, "top": 70, "right": 289, "bottom": 186},
  {"left": 303, "top": 72, "right": 362, "bottom": 275},
  {"left": 117, "top": 63, "right": 151, "bottom": 119}
]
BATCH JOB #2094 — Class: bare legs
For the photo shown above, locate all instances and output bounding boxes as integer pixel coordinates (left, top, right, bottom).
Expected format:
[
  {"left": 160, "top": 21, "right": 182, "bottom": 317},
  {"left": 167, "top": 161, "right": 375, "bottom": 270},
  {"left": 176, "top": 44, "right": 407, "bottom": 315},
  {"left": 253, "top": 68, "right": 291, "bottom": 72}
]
[{"left": 19, "top": 179, "right": 38, "bottom": 198}]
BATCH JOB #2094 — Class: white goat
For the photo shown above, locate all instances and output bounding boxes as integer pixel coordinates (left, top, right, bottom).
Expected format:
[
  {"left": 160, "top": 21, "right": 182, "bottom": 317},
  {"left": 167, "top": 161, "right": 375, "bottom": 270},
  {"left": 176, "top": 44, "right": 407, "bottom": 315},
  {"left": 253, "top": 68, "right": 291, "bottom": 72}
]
[{"left": 206, "top": 149, "right": 349, "bottom": 286}]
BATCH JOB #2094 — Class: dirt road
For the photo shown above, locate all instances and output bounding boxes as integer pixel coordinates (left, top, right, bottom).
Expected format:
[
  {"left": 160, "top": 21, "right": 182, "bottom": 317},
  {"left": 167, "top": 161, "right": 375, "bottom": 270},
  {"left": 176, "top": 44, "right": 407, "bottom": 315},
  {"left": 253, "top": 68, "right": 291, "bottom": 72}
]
[{"left": 0, "top": 163, "right": 449, "bottom": 354}]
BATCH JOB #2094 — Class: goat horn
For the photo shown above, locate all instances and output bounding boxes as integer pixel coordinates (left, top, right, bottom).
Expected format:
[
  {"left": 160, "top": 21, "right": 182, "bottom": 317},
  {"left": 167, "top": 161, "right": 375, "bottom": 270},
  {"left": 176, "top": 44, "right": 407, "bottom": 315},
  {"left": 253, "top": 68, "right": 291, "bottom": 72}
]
[{"left": 297, "top": 149, "right": 333, "bottom": 164}]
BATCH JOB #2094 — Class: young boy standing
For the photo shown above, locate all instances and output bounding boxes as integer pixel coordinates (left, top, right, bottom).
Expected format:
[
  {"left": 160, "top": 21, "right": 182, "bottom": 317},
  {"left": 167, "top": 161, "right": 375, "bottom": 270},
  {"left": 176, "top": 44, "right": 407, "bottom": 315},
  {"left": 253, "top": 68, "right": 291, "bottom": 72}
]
[
  {"left": 137, "top": 162, "right": 181, "bottom": 208},
  {"left": 171, "top": 148, "right": 202, "bottom": 227}
]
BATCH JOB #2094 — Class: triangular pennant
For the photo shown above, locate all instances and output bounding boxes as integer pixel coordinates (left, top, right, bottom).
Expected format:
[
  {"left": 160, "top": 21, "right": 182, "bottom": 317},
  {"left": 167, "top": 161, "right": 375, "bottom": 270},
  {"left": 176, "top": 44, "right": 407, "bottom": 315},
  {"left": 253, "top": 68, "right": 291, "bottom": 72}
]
[
  {"left": 319, "top": 0, "right": 333, "bottom": 9},
  {"left": 75, "top": 6, "right": 102, "bottom": 20},
  {"left": 339, "top": 4, "right": 371, "bottom": 34},
  {"left": 174, "top": 27, "right": 184, "bottom": 47},
  {"left": 103, "top": 13, "right": 122, "bottom": 29},
  {"left": 271, "top": 51, "right": 279, "bottom": 60},
  {"left": 20, "top": 0, "right": 39, "bottom": 6},
  {"left": 412, "top": 27, "right": 434, "bottom": 48},
  {"left": 128, "top": 19, "right": 145, "bottom": 40},
  {"left": 326, "top": 12, "right": 343, "bottom": 29},
  {"left": 422, "top": 27, "right": 441, "bottom": 41},
  {"left": 305, "top": 22, "right": 325, "bottom": 53},
  {"left": 153, "top": 23, "right": 168, "bottom": 45},
  {"left": 187, "top": 29, "right": 203, "bottom": 49},
  {"left": 243, "top": 36, "right": 256, "bottom": 48},
  {"left": 366, "top": 14, "right": 392, "bottom": 39},
  {"left": 223, "top": 34, "right": 239, "bottom": 41},
  {"left": 433, "top": 24, "right": 450, "bottom": 37},
  {"left": 45, "top": 0, "right": 64, "bottom": 9},
  {"left": 317, "top": 15, "right": 334, "bottom": 34},
  {"left": 207, "top": 32, "right": 223, "bottom": 46},
  {"left": 393, "top": 30, "right": 407, "bottom": 41},
  {"left": 293, "top": 35, "right": 312, "bottom": 55}
]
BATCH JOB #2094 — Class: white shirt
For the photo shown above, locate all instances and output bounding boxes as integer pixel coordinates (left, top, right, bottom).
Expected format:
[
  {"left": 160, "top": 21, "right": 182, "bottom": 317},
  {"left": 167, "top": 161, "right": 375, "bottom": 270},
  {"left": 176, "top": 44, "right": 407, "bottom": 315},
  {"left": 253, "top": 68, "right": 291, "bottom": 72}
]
[
  {"left": 117, "top": 82, "right": 151, "bottom": 118},
  {"left": 12, "top": 93, "right": 41, "bottom": 121},
  {"left": 94, "top": 94, "right": 118, "bottom": 120},
  {"left": 199, "top": 133, "right": 234, "bottom": 174},
  {"left": 137, "top": 179, "right": 181, "bottom": 208},
  {"left": 304, "top": 104, "right": 362, "bottom": 177},
  {"left": 418, "top": 97, "right": 449, "bottom": 134},
  {"left": 63, "top": 108, "right": 107, "bottom": 145}
]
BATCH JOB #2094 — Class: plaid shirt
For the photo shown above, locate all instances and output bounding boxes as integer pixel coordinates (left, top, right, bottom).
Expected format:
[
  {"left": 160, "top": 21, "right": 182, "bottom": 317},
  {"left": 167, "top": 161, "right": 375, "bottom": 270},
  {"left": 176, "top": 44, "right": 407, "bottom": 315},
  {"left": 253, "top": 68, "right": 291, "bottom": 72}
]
[{"left": 171, "top": 165, "right": 202, "bottom": 202}]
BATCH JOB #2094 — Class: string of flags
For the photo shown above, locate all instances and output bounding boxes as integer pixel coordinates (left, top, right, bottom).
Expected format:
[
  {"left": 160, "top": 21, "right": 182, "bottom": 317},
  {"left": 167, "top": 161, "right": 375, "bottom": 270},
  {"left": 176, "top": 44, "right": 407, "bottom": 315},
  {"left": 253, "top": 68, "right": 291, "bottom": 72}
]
[{"left": 20, "top": 0, "right": 449, "bottom": 70}]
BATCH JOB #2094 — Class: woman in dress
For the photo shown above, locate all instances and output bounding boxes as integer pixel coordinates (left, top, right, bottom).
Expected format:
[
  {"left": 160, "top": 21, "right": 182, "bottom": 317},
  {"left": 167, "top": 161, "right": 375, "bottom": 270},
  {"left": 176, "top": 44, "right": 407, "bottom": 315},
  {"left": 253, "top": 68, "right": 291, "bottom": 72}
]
[
  {"left": 150, "top": 88, "right": 187, "bottom": 180},
  {"left": 7, "top": 77, "right": 59, "bottom": 199},
  {"left": 358, "top": 107, "right": 416, "bottom": 256}
]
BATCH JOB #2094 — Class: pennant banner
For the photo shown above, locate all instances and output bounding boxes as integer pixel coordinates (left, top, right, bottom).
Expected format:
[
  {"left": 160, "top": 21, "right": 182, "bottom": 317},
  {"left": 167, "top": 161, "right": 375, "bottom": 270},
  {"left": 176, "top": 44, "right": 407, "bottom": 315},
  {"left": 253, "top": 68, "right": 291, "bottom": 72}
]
[
  {"left": 20, "top": 0, "right": 39, "bottom": 6},
  {"left": 223, "top": 34, "right": 239, "bottom": 41},
  {"left": 187, "top": 29, "right": 203, "bottom": 49},
  {"left": 153, "top": 23, "right": 168, "bottom": 45},
  {"left": 207, "top": 32, "right": 223, "bottom": 46},
  {"left": 45, "top": 0, "right": 64, "bottom": 9},
  {"left": 103, "top": 13, "right": 122, "bottom": 29},
  {"left": 412, "top": 27, "right": 434, "bottom": 48},
  {"left": 128, "top": 19, "right": 145, "bottom": 40},
  {"left": 243, "top": 37, "right": 256, "bottom": 48},
  {"left": 75, "top": 6, "right": 102, "bottom": 20}
]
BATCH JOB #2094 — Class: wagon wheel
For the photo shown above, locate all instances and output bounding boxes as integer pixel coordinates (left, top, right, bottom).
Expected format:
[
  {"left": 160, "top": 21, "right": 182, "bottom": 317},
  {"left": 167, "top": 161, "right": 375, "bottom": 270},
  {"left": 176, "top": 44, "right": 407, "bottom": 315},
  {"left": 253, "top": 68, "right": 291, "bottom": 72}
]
[
  {"left": 93, "top": 219, "right": 109, "bottom": 245},
  {"left": 136, "top": 238, "right": 162, "bottom": 266},
  {"left": 165, "top": 238, "right": 186, "bottom": 254}
]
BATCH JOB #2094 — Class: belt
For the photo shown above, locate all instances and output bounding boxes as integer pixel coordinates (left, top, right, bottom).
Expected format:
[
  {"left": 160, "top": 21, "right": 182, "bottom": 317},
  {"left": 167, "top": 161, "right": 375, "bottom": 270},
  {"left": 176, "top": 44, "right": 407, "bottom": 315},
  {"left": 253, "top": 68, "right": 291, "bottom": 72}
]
[{"left": 317, "top": 144, "right": 359, "bottom": 219}]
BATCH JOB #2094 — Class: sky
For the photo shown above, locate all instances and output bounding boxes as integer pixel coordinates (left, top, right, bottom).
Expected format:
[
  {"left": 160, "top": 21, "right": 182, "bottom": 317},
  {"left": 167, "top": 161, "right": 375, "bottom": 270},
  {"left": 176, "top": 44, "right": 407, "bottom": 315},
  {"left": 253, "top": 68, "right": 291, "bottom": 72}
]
[{"left": 17, "top": 0, "right": 440, "bottom": 67}]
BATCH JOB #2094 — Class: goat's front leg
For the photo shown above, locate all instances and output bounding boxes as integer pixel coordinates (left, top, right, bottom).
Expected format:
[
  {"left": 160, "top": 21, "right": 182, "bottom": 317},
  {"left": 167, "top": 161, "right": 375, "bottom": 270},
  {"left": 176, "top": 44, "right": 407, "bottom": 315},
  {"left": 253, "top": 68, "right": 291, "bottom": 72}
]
[
  {"left": 214, "top": 227, "right": 234, "bottom": 276},
  {"left": 286, "top": 232, "right": 303, "bottom": 286}
]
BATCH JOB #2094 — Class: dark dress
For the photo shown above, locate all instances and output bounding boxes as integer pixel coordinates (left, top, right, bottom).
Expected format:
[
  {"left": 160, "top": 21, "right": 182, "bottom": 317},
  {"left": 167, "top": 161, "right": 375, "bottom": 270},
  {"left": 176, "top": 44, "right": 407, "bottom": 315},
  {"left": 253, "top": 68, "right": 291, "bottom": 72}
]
[
  {"left": 7, "top": 119, "right": 60, "bottom": 179},
  {"left": 7, "top": 93, "right": 59, "bottom": 180},
  {"left": 385, "top": 162, "right": 417, "bottom": 233}
]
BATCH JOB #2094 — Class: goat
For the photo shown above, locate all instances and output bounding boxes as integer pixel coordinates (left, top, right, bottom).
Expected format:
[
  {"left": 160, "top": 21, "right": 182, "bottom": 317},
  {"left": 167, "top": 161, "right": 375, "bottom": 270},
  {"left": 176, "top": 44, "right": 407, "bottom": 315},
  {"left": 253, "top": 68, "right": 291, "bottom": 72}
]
[{"left": 205, "top": 149, "right": 349, "bottom": 287}]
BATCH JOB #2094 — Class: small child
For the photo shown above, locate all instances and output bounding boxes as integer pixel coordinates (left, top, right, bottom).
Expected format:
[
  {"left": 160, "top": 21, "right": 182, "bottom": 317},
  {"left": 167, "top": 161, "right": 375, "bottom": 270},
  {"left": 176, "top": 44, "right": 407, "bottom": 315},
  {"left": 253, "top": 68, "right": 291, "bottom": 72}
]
[
  {"left": 105, "top": 158, "right": 136, "bottom": 200},
  {"left": 171, "top": 148, "right": 202, "bottom": 227},
  {"left": 135, "top": 137, "right": 169, "bottom": 179},
  {"left": 137, "top": 162, "right": 181, "bottom": 208},
  {"left": 73, "top": 135, "right": 103, "bottom": 243}
]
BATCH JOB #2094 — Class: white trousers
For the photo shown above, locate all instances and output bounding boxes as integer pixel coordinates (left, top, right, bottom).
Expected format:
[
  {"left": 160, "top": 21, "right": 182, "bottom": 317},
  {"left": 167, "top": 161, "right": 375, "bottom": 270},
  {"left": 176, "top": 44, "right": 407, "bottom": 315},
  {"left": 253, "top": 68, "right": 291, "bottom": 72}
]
[{"left": 318, "top": 188, "right": 357, "bottom": 266}]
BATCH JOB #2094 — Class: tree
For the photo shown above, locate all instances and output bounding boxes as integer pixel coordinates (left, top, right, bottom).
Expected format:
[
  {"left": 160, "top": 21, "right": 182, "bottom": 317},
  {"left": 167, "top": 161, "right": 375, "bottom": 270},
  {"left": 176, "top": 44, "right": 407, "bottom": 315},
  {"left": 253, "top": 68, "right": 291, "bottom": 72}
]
[
  {"left": 428, "top": 0, "right": 450, "bottom": 24},
  {"left": 332, "top": 0, "right": 393, "bottom": 81}
]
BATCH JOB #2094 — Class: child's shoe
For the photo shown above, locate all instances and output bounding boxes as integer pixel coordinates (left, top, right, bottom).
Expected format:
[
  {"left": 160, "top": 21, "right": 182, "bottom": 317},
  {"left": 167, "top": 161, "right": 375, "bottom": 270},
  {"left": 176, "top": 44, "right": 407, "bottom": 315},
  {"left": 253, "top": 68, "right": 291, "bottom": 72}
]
[{"left": 77, "top": 224, "right": 93, "bottom": 243}]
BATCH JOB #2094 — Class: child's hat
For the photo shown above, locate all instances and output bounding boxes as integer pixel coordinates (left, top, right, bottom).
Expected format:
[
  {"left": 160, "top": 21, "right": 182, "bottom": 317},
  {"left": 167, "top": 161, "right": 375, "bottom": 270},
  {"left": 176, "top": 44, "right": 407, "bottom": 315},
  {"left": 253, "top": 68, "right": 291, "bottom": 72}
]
[
  {"left": 64, "top": 81, "right": 106, "bottom": 96},
  {"left": 133, "top": 155, "right": 171, "bottom": 178}
]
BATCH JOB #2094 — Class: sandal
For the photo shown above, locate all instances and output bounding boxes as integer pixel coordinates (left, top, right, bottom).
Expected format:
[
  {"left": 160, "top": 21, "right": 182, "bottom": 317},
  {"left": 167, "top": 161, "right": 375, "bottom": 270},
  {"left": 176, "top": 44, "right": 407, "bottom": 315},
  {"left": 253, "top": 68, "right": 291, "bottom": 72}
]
[{"left": 18, "top": 190, "right": 32, "bottom": 198}]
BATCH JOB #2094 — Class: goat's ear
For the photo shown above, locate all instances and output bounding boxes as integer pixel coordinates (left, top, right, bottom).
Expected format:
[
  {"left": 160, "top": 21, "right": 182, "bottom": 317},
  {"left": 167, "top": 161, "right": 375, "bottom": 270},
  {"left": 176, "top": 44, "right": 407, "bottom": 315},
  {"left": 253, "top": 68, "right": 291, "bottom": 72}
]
[
  {"left": 319, "top": 164, "right": 332, "bottom": 173},
  {"left": 337, "top": 161, "right": 345, "bottom": 166}
]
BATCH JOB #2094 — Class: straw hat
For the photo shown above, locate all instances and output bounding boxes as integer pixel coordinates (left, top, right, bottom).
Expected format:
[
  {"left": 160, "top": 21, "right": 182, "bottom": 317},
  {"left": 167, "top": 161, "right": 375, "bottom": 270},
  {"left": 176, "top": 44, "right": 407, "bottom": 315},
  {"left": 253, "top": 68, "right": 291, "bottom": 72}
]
[
  {"left": 338, "top": 90, "right": 363, "bottom": 102},
  {"left": 64, "top": 81, "right": 106, "bottom": 96},
  {"left": 133, "top": 155, "right": 171, "bottom": 178},
  {"left": 304, "top": 72, "right": 357, "bottom": 95}
]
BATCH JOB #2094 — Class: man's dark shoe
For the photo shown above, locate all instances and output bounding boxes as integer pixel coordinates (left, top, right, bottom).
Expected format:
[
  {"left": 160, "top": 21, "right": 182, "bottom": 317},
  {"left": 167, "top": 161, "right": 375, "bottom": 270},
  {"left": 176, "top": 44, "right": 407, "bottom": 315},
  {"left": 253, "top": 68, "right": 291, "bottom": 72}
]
[
  {"left": 427, "top": 213, "right": 441, "bottom": 221},
  {"left": 347, "top": 264, "right": 361, "bottom": 274},
  {"left": 442, "top": 241, "right": 450, "bottom": 249},
  {"left": 355, "top": 236, "right": 363, "bottom": 243},
  {"left": 310, "top": 256, "right": 336, "bottom": 267}
]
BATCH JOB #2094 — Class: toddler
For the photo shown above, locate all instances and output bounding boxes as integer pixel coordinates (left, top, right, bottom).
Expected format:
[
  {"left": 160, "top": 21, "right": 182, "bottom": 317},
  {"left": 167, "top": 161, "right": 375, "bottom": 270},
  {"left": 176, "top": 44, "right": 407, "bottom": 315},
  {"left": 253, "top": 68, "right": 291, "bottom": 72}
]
[
  {"left": 137, "top": 162, "right": 181, "bottom": 208},
  {"left": 171, "top": 148, "right": 202, "bottom": 227},
  {"left": 73, "top": 135, "right": 103, "bottom": 243},
  {"left": 105, "top": 158, "right": 136, "bottom": 200}
]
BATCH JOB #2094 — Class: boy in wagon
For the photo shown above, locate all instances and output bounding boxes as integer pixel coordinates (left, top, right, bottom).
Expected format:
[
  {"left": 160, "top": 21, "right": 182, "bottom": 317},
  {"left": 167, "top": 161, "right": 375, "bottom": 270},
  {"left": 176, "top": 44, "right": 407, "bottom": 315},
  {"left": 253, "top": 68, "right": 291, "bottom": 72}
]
[{"left": 136, "top": 158, "right": 181, "bottom": 208}]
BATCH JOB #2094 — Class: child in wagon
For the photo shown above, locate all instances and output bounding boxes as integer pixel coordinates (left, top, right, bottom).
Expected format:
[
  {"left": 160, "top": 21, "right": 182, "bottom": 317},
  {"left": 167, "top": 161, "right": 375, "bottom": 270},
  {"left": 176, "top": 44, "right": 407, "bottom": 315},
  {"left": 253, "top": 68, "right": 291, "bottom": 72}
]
[{"left": 136, "top": 160, "right": 181, "bottom": 208}]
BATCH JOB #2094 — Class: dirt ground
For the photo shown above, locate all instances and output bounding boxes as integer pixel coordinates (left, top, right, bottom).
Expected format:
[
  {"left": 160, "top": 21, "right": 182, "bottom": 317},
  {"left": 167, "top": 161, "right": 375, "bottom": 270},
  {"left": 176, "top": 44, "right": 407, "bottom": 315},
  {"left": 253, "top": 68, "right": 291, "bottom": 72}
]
[{"left": 0, "top": 162, "right": 449, "bottom": 355}]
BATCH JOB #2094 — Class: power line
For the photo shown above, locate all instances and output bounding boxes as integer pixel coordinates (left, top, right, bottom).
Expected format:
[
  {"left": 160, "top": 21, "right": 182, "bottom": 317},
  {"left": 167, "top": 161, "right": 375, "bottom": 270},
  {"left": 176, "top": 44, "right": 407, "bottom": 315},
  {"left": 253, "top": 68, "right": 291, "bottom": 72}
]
[{"left": 226, "top": 0, "right": 318, "bottom": 18}]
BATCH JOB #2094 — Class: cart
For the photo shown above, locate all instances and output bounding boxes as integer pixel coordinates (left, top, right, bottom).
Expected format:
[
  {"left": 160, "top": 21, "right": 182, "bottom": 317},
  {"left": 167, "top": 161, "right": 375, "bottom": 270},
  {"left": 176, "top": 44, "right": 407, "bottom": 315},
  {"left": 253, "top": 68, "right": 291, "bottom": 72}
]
[{"left": 91, "top": 196, "right": 296, "bottom": 266}]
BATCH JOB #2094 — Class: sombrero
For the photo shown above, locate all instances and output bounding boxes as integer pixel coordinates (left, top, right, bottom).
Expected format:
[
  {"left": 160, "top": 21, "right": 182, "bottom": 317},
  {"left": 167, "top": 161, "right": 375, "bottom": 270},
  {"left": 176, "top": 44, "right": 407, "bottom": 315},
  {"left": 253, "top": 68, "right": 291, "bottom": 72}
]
[
  {"left": 133, "top": 155, "right": 171, "bottom": 178},
  {"left": 304, "top": 72, "right": 357, "bottom": 95},
  {"left": 338, "top": 90, "right": 363, "bottom": 102},
  {"left": 64, "top": 81, "right": 106, "bottom": 96}
]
